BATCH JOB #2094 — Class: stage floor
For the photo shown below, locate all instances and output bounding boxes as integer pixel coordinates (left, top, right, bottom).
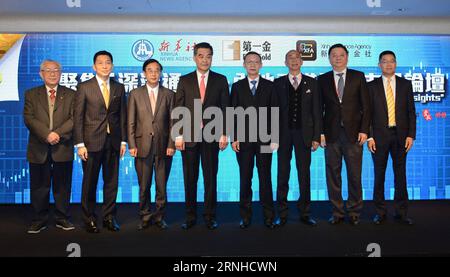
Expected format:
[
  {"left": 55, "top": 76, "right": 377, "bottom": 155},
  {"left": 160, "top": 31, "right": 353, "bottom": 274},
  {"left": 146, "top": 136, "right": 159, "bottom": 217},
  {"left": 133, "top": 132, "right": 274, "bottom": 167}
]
[{"left": 1, "top": 201, "right": 450, "bottom": 257}]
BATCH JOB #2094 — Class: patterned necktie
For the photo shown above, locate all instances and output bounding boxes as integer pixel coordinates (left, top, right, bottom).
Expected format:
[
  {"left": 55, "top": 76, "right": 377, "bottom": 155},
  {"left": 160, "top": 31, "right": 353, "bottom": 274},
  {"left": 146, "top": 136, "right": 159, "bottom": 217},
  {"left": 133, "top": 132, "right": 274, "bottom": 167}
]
[
  {"left": 101, "top": 81, "right": 110, "bottom": 109},
  {"left": 386, "top": 77, "right": 396, "bottom": 126},
  {"left": 337, "top": 73, "right": 344, "bottom": 102},
  {"left": 200, "top": 74, "right": 206, "bottom": 103},
  {"left": 150, "top": 89, "right": 156, "bottom": 115},
  {"left": 250, "top": 80, "right": 257, "bottom": 96},
  {"left": 49, "top": 89, "right": 56, "bottom": 104},
  {"left": 293, "top": 76, "right": 299, "bottom": 90},
  {"left": 102, "top": 81, "right": 110, "bottom": 133}
]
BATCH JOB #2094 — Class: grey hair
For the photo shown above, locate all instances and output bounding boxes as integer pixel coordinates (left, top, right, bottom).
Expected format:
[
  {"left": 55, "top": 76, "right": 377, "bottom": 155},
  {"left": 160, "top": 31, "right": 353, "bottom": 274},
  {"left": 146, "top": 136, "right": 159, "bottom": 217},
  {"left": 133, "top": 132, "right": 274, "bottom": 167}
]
[{"left": 40, "top": 59, "right": 61, "bottom": 71}]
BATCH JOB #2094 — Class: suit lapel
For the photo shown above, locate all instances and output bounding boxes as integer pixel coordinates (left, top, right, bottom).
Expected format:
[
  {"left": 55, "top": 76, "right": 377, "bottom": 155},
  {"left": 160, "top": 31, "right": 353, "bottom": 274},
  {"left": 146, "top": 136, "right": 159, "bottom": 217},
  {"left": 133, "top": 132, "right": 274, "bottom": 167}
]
[
  {"left": 141, "top": 85, "right": 153, "bottom": 116},
  {"left": 378, "top": 77, "right": 389, "bottom": 117},
  {"left": 394, "top": 75, "right": 401, "bottom": 118},
  {"left": 38, "top": 85, "right": 49, "bottom": 116},
  {"left": 91, "top": 77, "right": 107, "bottom": 110},
  {"left": 108, "top": 78, "right": 116, "bottom": 108},
  {"left": 203, "top": 71, "right": 214, "bottom": 104},
  {"left": 192, "top": 72, "right": 201, "bottom": 101},
  {"left": 53, "top": 87, "right": 64, "bottom": 113},
  {"left": 328, "top": 72, "right": 340, "bottom": 104},
  {"left": 153, "top": 85, "right": 165, "bottom": 117}
]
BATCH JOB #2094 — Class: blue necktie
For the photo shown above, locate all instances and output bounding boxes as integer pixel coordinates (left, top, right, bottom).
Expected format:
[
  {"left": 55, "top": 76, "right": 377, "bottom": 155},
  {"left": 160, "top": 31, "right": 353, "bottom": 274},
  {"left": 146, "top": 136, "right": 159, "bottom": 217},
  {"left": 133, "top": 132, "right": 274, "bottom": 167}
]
[{"left": 250, "top": 80, "right": 257, "bottom": 96}]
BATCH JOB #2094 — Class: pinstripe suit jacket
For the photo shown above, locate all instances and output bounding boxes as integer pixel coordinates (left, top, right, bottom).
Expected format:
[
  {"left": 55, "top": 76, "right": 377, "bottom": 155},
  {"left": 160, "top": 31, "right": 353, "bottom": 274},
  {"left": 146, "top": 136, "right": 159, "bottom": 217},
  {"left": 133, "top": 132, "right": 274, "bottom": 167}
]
[{"left": 74, "top": 77, "right": 127, "bottom": 152}]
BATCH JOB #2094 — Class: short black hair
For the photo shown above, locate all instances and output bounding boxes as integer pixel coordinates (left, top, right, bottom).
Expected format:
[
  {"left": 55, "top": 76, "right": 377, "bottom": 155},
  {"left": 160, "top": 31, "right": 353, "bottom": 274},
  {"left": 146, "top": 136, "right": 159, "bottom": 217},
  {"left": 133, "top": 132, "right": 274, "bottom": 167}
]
[
  {"left": 378, "top": 50, "right": 396, "bottom": 62},
  {"left": 244, "top": 51, "right": 262, "bottom": 62},
  {"left": 328, "top": 43, "right": 348, "bottom": 56},
  {"left": 142, "top": 58, "right": 163, "bottom": 72},
  {"left": 194, "top": 42, "right": 213, "bottom": 56},
  {"left": 93, "top": 50, "right": 113, "bottom": 64}
]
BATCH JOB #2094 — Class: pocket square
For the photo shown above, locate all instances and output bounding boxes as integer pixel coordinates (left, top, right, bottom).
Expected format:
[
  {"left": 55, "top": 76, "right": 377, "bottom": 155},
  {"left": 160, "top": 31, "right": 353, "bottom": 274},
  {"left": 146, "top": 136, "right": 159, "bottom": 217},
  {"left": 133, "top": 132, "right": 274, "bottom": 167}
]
[{"left": 305, "top": 89, "right": 311, "bottom": 94}]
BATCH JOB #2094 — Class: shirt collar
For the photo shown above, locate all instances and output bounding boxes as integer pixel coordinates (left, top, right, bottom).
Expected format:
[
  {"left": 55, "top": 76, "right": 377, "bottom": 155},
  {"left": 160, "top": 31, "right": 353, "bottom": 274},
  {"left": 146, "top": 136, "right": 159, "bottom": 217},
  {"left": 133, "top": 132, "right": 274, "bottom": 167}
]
[
  {"left": 197, "top": 70, "right": 210, "bottom": 80},
  {"left": 96, "top": 75, "right": 110, "bottom": 88},
  {"left": 45, "top": 85, "right": 58, "bottom": 94},
  {"left": 333, "top": 68, "right": 347, "bottom": 76},
  {"left": 288, "top": 73, "right": 302, "bottom": 82},
  {"left": 146, "top": 84, "right": 159, "bottom": 94}
]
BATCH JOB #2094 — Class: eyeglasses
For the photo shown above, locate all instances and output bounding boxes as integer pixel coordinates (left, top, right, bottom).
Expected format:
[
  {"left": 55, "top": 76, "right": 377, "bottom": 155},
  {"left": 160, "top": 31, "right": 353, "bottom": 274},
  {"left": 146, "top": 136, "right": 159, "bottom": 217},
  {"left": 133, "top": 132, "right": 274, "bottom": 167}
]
[
  {"left": 145, "top": 70, "right": 161, "bottom": 74},
  {"left": 41, "top": 68, "right": 61, "bottom": 74}
]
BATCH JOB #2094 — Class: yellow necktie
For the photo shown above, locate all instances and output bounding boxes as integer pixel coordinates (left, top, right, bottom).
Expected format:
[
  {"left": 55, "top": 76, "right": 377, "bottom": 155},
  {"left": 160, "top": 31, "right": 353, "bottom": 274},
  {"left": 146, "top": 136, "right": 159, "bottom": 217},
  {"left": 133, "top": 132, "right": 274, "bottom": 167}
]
[
  {"left": 102, "top": 82, "right": 111, "bottom": 133},
  {"left": 386, "top": 78, "right": 396, "bottom": 126}
]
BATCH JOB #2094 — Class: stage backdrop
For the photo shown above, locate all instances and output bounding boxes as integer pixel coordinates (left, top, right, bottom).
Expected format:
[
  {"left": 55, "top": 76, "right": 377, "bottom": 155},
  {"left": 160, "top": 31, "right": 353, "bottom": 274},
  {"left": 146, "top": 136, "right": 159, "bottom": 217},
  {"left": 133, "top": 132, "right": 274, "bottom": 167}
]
[{"left": 0, "top": 33, "right": 449, "bottom": 204}]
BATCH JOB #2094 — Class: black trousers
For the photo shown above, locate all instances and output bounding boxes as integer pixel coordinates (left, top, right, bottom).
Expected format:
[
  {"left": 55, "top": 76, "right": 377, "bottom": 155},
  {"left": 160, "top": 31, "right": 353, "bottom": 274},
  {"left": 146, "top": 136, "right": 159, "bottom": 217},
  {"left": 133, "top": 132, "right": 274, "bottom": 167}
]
[
  {"left": 277, "top": 129, "right": 312, "bottom": 218},
  {"left": 29, "top": 152, "right": 73, "bottom": 224},
  {"left": 237, "top": 143, "right": 274, "bottom": 222},
  {"left": 135, "top": 145, "right": 172, "bottom": 223},
  {"left": 325, "top": 127, "right": 363, "bottom": 218},
  {"left": 372, "top": 128, "right": 409, "bottom": 217},
  {"left": 81, "top": 135, "right": 120, "bottom": 223},
  {"left": 181, "top": 142, "right": 219, "bottom": 222}
]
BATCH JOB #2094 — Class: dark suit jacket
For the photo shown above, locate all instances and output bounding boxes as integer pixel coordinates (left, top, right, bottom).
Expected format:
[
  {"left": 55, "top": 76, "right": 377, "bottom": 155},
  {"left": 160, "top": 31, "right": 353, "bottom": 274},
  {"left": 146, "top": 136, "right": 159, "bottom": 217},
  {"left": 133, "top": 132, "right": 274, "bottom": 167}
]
[
  {"left": 274, "top": 74, "right": 321, "bottom": 147},
  {"left": 23, "top": 85, "right": 75, "bottom": 164},
  {"left": 230, "top": 76, "right": 277, "bottom": 151},
  {"left": 318, "top": 69, "right": 371, "bottom": 143},
  {"left": 368, "top": 76, "right": 416, "bottom": 144},
  {"left": 74, "top": 77, "right": 127, "bottom": 152},
  {"left": 128, "top": 85, "right": 175, "bottom": 157},
  {"left": 174, "top": 70, "right": 230, "bottom": 147}
]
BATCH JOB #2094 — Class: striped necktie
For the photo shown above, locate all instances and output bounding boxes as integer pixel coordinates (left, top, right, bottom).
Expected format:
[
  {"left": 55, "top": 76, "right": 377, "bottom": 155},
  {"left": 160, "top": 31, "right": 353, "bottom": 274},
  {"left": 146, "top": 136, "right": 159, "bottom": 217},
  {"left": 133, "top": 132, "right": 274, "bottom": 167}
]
[{"left": 386, "top": 77, "right": 396, "bottom": 126}]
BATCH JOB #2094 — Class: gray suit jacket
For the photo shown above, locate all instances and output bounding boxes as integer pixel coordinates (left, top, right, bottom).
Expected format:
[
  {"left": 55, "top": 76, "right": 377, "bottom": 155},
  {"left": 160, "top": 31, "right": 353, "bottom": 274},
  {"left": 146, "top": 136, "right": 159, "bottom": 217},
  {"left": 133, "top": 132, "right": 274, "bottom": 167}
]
[
  {"left": 23, "top": 85, "right": 75, "bottom": 164},
  {"left": 74, "top": 77, "right": 127, "bottom": 152},
  {"left": 127, "top": 85, "right": 175, "bottom": 158}
]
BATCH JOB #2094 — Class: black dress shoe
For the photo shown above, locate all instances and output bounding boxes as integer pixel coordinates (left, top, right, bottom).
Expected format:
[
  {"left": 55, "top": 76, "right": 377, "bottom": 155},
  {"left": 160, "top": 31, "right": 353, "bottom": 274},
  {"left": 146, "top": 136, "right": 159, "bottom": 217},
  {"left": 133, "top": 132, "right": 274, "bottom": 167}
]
[
  {"left": 300, "top": 216, "right": 317, "bottom": 226},
  {"left": 394, "top": 215, "right": 414, "bottom": 225},
  {"left": 155, "top": 220, "right": 169, "bottom": 230},
  {"left": 349, "top": 216, "right": 360, "bottom": 225},
  {"left": 275, "top": 217, "right": 287, "bottom": 227},
  {"left": 328, "top": 216, "right": 344, "bottom": 225},
  {"left": 264, "top": 220, "right": 276, "bottom": 229},
  {"left": 181, "top": 220, "right": 196, "bottom": 230},
  {"left": 56, "top": 219, "right": 75, "bottom": 231},
  {"left": 206, "top": 220, "right": 218, "bottom": 230},
  {"left": 27, "top": 222, "right": 47, "bottom": 234},
  {"left": 373, "top": 214, "right": 386, "bottom": 225},
  {"left": 103, "top": 218, "right": 120, "bottom": 232},
  {"left": 239, "top": 219, "right": 251, "bottom": 229},
  {"left": 85, "top": 221, "right": 99, "bottom": 233},
  {"left": 138, "top": 219, "right": 152, "bottom": 230}
]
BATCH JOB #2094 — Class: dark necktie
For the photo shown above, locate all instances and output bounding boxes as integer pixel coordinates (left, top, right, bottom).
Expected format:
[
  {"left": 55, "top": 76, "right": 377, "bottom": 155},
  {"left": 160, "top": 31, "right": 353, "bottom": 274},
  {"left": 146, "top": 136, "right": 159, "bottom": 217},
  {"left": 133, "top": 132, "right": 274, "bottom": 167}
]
[{"left": 250, "top": 80, "right": 257, "bottom": 96}]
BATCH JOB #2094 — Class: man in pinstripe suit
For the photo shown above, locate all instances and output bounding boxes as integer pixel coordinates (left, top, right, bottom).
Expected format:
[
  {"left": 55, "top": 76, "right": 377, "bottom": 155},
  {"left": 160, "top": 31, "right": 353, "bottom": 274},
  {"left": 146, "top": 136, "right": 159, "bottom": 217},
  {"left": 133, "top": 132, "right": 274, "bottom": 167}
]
[{"left": 74, "top": 50, "right": 127, "bottom": 233}]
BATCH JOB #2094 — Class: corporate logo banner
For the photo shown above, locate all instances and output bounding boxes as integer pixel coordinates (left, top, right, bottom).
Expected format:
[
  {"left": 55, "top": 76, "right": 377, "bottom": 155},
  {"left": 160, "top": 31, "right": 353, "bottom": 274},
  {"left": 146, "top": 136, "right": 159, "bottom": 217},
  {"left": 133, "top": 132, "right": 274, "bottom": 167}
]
[{"left": 0, "top": 33, "right": 449, "bottom": 203}]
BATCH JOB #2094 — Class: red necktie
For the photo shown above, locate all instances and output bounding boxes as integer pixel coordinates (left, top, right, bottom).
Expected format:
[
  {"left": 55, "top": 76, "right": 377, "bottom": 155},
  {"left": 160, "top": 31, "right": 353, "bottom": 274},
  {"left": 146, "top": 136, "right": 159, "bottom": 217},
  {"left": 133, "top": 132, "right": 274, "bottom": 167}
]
[
  {"left": 49, "top": 89, "right": 56, "bottom": 104},
  {"left": 200, "top": 74, "right": 206, "bottom": 103}
]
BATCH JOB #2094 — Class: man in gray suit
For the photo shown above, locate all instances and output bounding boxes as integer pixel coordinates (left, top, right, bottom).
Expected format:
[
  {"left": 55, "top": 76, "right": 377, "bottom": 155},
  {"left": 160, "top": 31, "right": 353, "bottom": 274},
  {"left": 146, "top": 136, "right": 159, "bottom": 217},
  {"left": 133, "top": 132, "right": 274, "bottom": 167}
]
[
  {"left": 128, "top": 59, "right": 175, "bottom": 230},
  {"left": 23, "top": 59, "right": 75, "bottom": 234},
  {"left": 74, "top": 50, "right": 127, "bottom": 233}
]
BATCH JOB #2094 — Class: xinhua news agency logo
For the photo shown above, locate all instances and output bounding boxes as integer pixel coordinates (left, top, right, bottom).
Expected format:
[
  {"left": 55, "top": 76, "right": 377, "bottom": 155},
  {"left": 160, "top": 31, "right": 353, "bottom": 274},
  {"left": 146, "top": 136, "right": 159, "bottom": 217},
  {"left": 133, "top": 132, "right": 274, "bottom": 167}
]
[
  {"left": 296, "top": 40, "right": 317, "bottom": 61},
  {"left": 132, "top": 39, "right": 154, "bottom": 62}
]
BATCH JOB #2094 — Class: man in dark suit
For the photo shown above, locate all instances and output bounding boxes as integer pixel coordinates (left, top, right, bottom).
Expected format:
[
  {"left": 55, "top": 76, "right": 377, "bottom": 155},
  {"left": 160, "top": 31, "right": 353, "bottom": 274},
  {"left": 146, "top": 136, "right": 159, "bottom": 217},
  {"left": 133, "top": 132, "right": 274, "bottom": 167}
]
[
  {"left": 128, "top": 59, "right": 175, "bottom": 230},
  {"left": 318, "top": 44, "right": 370, "bottom": 225},
  {"left": 368, "top": 50, "right": 416, "bottom": 225},
  {"left": 23, "top": 59, "right": 75, "bottom": 233},
  {"left": 174, "top": 42, "right": 229, "bottom": 230},
  {"left": 274, "top": 50, "right": 321, "bottom": 227},
  {"left": 74, "top": 50, "right": 127, "bottom": 233},
  {"left": 231, "top": 51, "right": 278, "bottom": 229}
]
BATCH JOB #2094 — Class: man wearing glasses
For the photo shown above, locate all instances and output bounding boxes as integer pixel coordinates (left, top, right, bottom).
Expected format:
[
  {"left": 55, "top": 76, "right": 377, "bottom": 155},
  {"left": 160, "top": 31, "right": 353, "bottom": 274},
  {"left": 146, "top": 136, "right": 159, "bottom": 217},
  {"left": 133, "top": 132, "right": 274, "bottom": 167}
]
[{"left": 24, "top": 59, "right": 75, "bottom": 234}]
